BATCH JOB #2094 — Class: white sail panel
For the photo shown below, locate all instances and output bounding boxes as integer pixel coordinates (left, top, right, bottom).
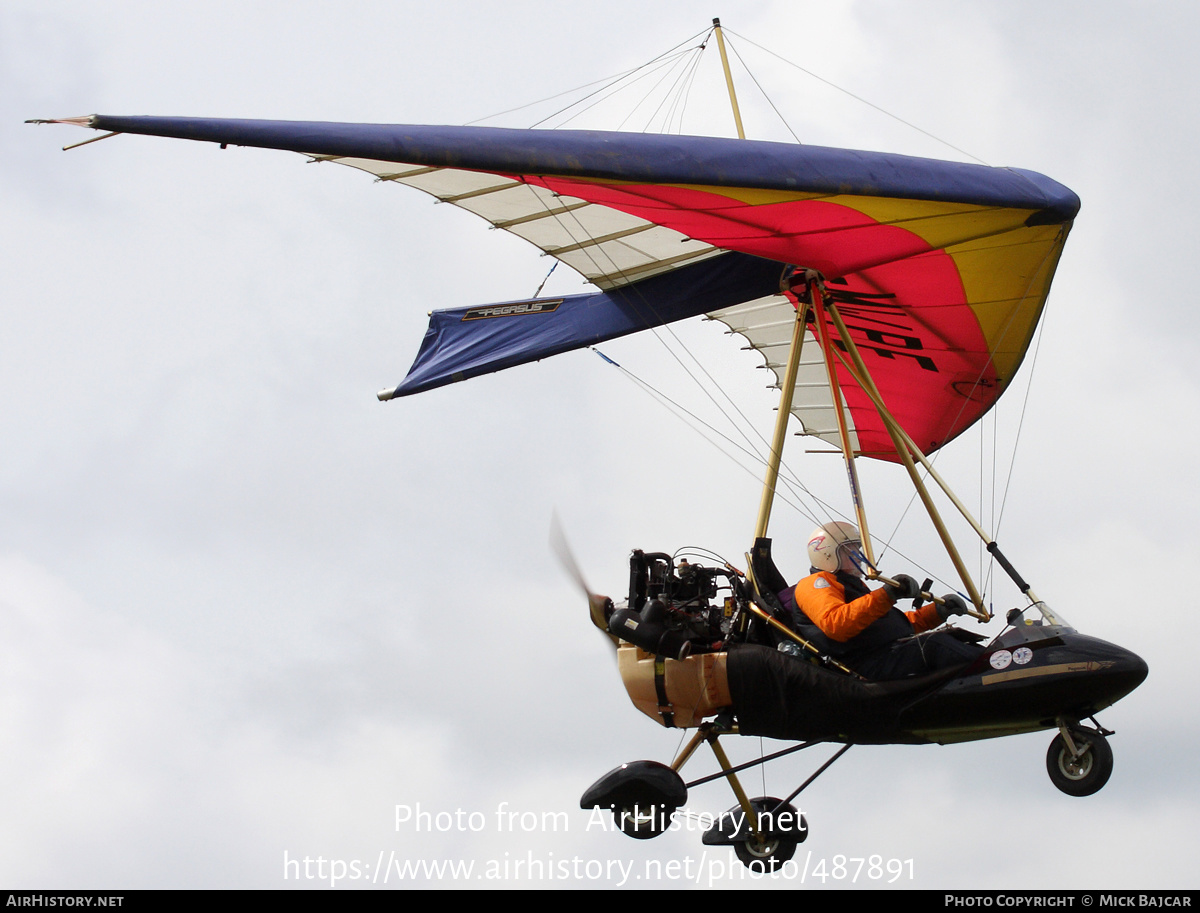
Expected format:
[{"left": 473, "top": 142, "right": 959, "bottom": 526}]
[
  {"left": 707, "top": 296, "right": 860, "bottom": 452},
  {"left": 306, "top": 155, "right": 721, "bottom": 290}
]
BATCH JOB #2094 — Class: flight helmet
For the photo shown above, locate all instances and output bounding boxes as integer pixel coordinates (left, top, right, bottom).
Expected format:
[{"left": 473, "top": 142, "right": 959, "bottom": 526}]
[{"left": 807, "top": 521, "right": 867, "bottom": 575}]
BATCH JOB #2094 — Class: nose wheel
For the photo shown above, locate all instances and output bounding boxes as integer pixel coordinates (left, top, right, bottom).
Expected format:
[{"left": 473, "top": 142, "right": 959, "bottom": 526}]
[{"left": 1046, "top": 723, "right": 1113, "bottom": 797}]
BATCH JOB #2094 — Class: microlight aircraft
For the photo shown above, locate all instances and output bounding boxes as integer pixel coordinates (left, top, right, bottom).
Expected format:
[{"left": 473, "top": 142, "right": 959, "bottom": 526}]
[{"left": 31, "top": 35, "right": 1147, "bottom": 869}]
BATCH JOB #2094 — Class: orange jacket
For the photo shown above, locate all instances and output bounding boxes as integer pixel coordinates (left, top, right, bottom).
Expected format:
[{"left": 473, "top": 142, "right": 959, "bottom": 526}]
[{"left": 793, "top": 571, "right": 941, "bottom": 643}]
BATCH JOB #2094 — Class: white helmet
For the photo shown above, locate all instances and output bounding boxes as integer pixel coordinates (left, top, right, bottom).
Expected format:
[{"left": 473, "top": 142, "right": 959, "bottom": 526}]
[{"left": 807, "top": 521, "right": 866, "bottom": 575}]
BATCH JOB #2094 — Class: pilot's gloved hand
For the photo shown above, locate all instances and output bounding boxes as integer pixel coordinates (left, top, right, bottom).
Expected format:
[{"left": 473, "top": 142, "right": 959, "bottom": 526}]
[
  {"left": 938, "top": 594, "right": 969, "bottom": 620},
  {"left": 883, "top": 574, "right": 919, "bottom": 601}
]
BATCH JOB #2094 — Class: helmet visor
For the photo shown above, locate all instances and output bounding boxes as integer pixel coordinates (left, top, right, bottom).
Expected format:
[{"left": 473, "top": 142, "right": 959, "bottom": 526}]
[{"left": 837, "top": 540, "right": 871, "bottom": 576}]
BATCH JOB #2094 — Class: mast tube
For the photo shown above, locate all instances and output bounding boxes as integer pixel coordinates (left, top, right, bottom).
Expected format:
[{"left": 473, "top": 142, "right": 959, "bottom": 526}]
[{"left": 712, "top": 19, "right": 746, "bottom": 140}]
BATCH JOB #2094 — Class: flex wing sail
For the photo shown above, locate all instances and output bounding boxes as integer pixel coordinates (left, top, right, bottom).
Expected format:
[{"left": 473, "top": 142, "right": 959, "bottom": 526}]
[
  {"left": 42, "top": 117, "right": 1078, "bottom": 451},
  {"left": 707, "top": 202, "right": 1073, "bottom": 460}
]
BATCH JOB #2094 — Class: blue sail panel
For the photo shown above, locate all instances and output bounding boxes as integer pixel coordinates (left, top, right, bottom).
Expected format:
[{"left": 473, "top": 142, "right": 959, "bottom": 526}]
[{"left": 387, "top": 251, "right": 786, "bottom": 397}]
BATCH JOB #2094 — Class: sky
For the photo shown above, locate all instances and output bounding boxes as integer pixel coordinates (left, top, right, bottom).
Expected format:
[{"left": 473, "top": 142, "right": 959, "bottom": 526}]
[{"left": 3, "top": 0, "right": 1198, "bottom": 891}]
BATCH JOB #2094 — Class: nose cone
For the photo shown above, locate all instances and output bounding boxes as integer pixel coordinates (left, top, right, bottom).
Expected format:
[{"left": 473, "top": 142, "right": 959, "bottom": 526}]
[
  {"left": 1100, "top": 641, "right": 1149, "bottom": 706},
  {"left": 1038, "top": 633, "right": 1148, "bottom": 716},
  {"left": 897, "top": 632, "right": 1149, "bottom": 743}
]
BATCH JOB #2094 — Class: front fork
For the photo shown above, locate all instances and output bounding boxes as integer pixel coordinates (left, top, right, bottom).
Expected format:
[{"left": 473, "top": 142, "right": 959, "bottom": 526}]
[{"left": 1056, "top": 714, "right": 1113, "bottom": 758}]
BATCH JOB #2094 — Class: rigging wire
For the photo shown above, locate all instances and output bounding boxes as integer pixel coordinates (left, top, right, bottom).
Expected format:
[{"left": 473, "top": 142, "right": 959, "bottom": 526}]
[
  {"left": 517, "top": 153, "right": 804, "bottom": 517},
  {"left": 531, "top": 211, "right": 901, "bottom": 576},
  {"left": 648, "top": 39, "right": 709, "bottom": 134},
  {"left": 464, "top": 71, "right": 652, "bottom": 127},
  {"left": 835, "top": 215, "right": 1064, "bottom": 604},
  {"left": 529, "top": 106, "right": 822, "bottom": 518},
  {"left": 593, "top": 341, "right": 949, "bottom": 579},
  {"left": 594, "top": 348, "right": 827, "bottom": 525},
  {"left": 993, "top": 292, "right": 1053, "bottom": 539},
  {"left": 979, "top": 410, "right": 987, "bottom": 600},
  {"left": 724, "top": 27, "right": 990, "bottom": 165},
  {"left": 987, "top": 399, "right": 998, "bottom": 598},
  {"left": 488, "top": 24, "right": 1019, "bottom": 594},
  {"left": 760, "top": 736, "right": 766, "bottom": 796},
  {"left": 463, "top": 27, "right": 711, "bottom": 128},
  {"left": 468, "top": 41, "right": 764, "bottom": 466},
  {"left": 721, "top": 34, "right": 804, "bottom": 145},
  {"left": 540, "top": 49, "right": 702, "bottom": 130},
  {"left": 616, "top": 46, "right": 706, "bottom": 133},
  {"left": 813, "top": 342, "right": 962, "bottom": 594},
  {"left": 450, "top": 23, "right": 825, "bottom": 529},
  {"left": 898, "top": 235, "right": 1065, "bottom": 603},
  {"left": 664, "top": 42, "right": 709, "bottom": 134},
  {"left": 533, "top": 35, "right": 711, "bottom": 130},
  {"left": 872, "top": 471, "right": 958, "bottom": 594},
  {"left": 510, "top": 29, "right": 964, "bottom": 555},
  {"left": 978, "top": 405, "right": 998, "bottom": 609}
]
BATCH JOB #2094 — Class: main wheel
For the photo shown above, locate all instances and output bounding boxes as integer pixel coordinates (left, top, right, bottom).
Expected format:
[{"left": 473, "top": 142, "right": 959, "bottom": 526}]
[
  {"left": 614, "top": 803, "right": 676, "bottom": 840},
  {"left": 734, "top": 835, "right": 798, "bottom": 870},
  {"left": 1046, "top": 728, "right": 1113, "bottom": 797},
  {"left": 582, "top": 760, "right": 687, "bottom": 841}
]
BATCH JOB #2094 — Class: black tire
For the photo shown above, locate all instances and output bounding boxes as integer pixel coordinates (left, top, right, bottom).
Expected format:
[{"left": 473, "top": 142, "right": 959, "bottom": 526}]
[
  {"left": 1046, "top": 728, "right": 1113, "bottom": 797},
  {"left": 734, "top": 836, "right": 798, "bottom": 871},
  {"left": 614, "top": 803, "right": 675, "bottom": 840}
]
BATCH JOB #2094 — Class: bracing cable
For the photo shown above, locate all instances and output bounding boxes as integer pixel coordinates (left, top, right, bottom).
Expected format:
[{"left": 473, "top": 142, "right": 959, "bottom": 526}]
[
  {"left": 724, "top": 27, "right": 989, "bottom": 165},
  {"left": 465, "top": 27, "right": 711, "bottom": 128}
]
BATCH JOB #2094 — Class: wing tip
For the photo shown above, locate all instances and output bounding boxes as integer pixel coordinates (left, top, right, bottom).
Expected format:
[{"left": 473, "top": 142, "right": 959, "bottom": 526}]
[{"left": 25, "top": 115, "right": 98, "bottom": 127}]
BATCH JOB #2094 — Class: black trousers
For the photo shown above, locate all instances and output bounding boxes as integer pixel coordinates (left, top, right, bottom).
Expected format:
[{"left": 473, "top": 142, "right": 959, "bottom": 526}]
[{"left": 849, "top": 630, "right": 984, "bottom": 680}]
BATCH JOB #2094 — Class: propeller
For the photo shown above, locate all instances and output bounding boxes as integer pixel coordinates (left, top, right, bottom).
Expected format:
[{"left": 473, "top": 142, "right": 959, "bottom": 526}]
[{"left": 550, "top": 511, "right": 618, "bottom": 647}]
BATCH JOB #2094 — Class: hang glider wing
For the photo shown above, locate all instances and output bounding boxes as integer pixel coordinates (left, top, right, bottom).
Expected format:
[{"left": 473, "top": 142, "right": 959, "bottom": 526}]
[{"left": 39, "top": 116, "right": 1079, "bottom": 459}]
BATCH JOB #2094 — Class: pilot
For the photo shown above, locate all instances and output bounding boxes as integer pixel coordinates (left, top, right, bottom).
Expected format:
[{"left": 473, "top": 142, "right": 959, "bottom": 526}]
[{"left": 781, "top": 521, "right": 982, "bottom": 680}]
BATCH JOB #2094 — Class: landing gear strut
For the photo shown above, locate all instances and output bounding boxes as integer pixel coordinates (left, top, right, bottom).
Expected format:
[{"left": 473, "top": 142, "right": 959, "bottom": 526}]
[{"left": 582, "top": 724, "right": 847, "bottom": 872}]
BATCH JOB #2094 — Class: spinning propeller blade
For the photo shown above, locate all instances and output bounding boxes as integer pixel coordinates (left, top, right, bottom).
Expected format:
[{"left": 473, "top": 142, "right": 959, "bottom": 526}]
[{"left": 550, "top": 512, "right": 618, "bottom": 647}]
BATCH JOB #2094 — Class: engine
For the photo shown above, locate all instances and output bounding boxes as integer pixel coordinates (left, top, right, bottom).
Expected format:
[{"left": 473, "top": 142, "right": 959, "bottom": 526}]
[{"left": 606, "top": 550, "right": 747, "bottom": 660}]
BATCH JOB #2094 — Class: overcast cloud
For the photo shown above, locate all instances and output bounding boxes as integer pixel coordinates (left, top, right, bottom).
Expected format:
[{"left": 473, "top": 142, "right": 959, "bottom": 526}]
[{"left": 2, "top": 0, "right": 1196, "bottom": 890}]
